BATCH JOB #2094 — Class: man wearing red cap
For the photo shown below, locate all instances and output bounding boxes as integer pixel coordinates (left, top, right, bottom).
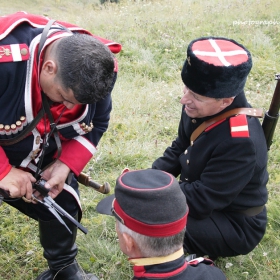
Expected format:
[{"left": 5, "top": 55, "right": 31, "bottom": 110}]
[
  {"left": 152, "top": 37, "right": 268, "bottom": 259},
  {"left": 97, "top": 169, "right": 227, "bottom": 279}
]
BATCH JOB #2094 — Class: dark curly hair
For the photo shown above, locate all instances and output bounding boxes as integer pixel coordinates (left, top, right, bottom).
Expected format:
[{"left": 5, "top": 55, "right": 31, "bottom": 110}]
[{"left": 54, "top": 33, "right": 115, "bottom": 104}]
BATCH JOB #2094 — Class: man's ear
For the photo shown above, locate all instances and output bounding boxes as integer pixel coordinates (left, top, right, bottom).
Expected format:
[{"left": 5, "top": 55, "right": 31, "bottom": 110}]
[
  {"left": 221, "top": 97, "right": 235, "bottom": 109},
  {"left": 122, "top": 232, "right": 135, "bottom": 253},
  {"left": 41, "top": 60, "right": 57, "bottom": 75},
  {"left": 122, "top": 232, "right": 142, "bottom": 257}
]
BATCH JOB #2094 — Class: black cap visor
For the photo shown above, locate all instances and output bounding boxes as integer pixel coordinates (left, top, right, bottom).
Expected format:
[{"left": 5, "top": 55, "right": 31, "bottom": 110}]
[{"left": 96, "top": 194, "right": 115, "bottom": 216}]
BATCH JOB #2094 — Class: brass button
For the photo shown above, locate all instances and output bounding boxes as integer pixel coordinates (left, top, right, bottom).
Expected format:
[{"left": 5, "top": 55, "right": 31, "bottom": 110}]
[
  {"left": 192, "top": 119, "right": 197, "bottom": 123},
  {"left": 20, "top": 48, "right": 28, "bottom": 56},
  {"left": 186, "top": 160, "right": 189, "bottom": 165},
  {"left": 31, "top": 148, "right": 40, "bottom": 159},
  {"left": 184, "top": 149, "right": 188, "bottom": 155}
]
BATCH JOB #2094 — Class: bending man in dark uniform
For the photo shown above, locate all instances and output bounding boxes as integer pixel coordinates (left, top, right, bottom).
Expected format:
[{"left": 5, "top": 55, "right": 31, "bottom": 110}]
[
  {"left": 152, "top": 37, "right": 268, "bottom": 259},
  {"left": 0, "top": 11, "right": 121, "bottom": 279}
]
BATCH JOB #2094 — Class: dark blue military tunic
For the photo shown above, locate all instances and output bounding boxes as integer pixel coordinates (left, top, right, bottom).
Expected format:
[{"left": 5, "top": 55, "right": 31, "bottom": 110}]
[
  {"left": 0, "top": 12, "right": 121, "bottom": 221},
  {"left": 153, "top": 91, "right": 268, "bottom": 257}
]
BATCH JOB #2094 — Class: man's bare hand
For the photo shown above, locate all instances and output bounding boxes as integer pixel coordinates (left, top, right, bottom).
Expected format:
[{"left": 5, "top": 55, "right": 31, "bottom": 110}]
[
  {"left": 0, "top": 167, "right": 36, "bottom": 199},
  {"left": 38, "top": 160, "right": 71, "bottom": 199}
]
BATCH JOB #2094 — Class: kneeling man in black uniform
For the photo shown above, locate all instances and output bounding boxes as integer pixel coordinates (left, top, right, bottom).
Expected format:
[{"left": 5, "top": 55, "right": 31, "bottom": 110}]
[{"left": 152, "top": 36, "right": 268, "bottom": 259}]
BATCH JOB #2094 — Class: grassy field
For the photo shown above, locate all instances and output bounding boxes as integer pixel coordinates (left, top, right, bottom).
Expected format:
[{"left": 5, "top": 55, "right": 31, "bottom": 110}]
[{"left": 0, "top": 0, "right": 280, "bottom": 279}]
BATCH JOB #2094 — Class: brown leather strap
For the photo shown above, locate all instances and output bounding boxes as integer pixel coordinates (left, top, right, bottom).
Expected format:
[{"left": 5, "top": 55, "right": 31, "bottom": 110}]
[{"left": 190, "top": 108, "right": 263, "bottom": 144}]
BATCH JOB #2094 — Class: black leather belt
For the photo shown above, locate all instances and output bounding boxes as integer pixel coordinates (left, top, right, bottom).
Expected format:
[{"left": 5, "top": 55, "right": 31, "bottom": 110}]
[{"left": 237, "top": 205, "right": 265, "bottom": 216}]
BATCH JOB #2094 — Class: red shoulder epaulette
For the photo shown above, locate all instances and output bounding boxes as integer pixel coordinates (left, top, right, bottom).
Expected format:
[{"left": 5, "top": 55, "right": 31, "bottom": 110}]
[
  {"left": 0, "top": 44, "right": 30, "bottom": 63},
  {"left": 229, "top": 114, "right": 249, "bottom": 137}
]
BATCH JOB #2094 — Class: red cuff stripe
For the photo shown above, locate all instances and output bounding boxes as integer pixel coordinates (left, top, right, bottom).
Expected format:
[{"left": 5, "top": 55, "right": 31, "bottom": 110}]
[
  {"left": 0, "top": 164, "right": 12, "bottom": 180},
  {"left": 56, "top": 138, "right": 95, "bottom": 175}
]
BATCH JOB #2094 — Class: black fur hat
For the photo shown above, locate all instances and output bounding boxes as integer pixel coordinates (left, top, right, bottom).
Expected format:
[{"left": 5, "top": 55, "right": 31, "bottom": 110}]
[
  {"left": 181, "top": 37, "right": 252, "bottom": 98},
  {"left": 96, "top": 169, "right": 188, "bottom": 237}
]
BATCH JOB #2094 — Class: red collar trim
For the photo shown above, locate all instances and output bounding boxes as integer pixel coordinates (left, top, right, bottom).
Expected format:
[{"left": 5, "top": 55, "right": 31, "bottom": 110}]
[{"left": 133, "top": 262, "right": 188, "bottom": 279}]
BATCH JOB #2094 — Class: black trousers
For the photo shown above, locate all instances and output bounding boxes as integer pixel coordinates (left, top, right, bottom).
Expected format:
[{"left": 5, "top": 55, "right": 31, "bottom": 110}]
[
  {"left": 184, "top": 215, "right": 238, "bottom": 258},
  {"left": 184, "top": 208, "right": 266, "bottom": 258}
]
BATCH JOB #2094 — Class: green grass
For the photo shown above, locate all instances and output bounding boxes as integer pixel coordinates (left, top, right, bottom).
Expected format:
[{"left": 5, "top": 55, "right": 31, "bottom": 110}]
[{"left": 0, "top": 0, "right": 280, "bottom": 279}]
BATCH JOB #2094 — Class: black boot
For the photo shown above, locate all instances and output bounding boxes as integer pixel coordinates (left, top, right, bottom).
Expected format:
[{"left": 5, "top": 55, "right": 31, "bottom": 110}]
[{"left": 36, "top": 215, "right": 98, "bottom": 280}]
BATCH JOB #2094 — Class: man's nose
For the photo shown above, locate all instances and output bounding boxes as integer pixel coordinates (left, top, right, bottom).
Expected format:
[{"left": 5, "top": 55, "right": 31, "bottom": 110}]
[
  {"left": 63, "top": 101, "right": 75, "bottom": 110},
  {"left": 180, "top": 91, "right": 190, "bottom": 104}
]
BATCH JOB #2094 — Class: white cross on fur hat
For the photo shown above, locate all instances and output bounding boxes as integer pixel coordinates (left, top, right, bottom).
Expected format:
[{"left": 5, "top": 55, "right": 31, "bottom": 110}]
[{"left": 181, "top": 37, "right": 252, "bottom": 98}]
